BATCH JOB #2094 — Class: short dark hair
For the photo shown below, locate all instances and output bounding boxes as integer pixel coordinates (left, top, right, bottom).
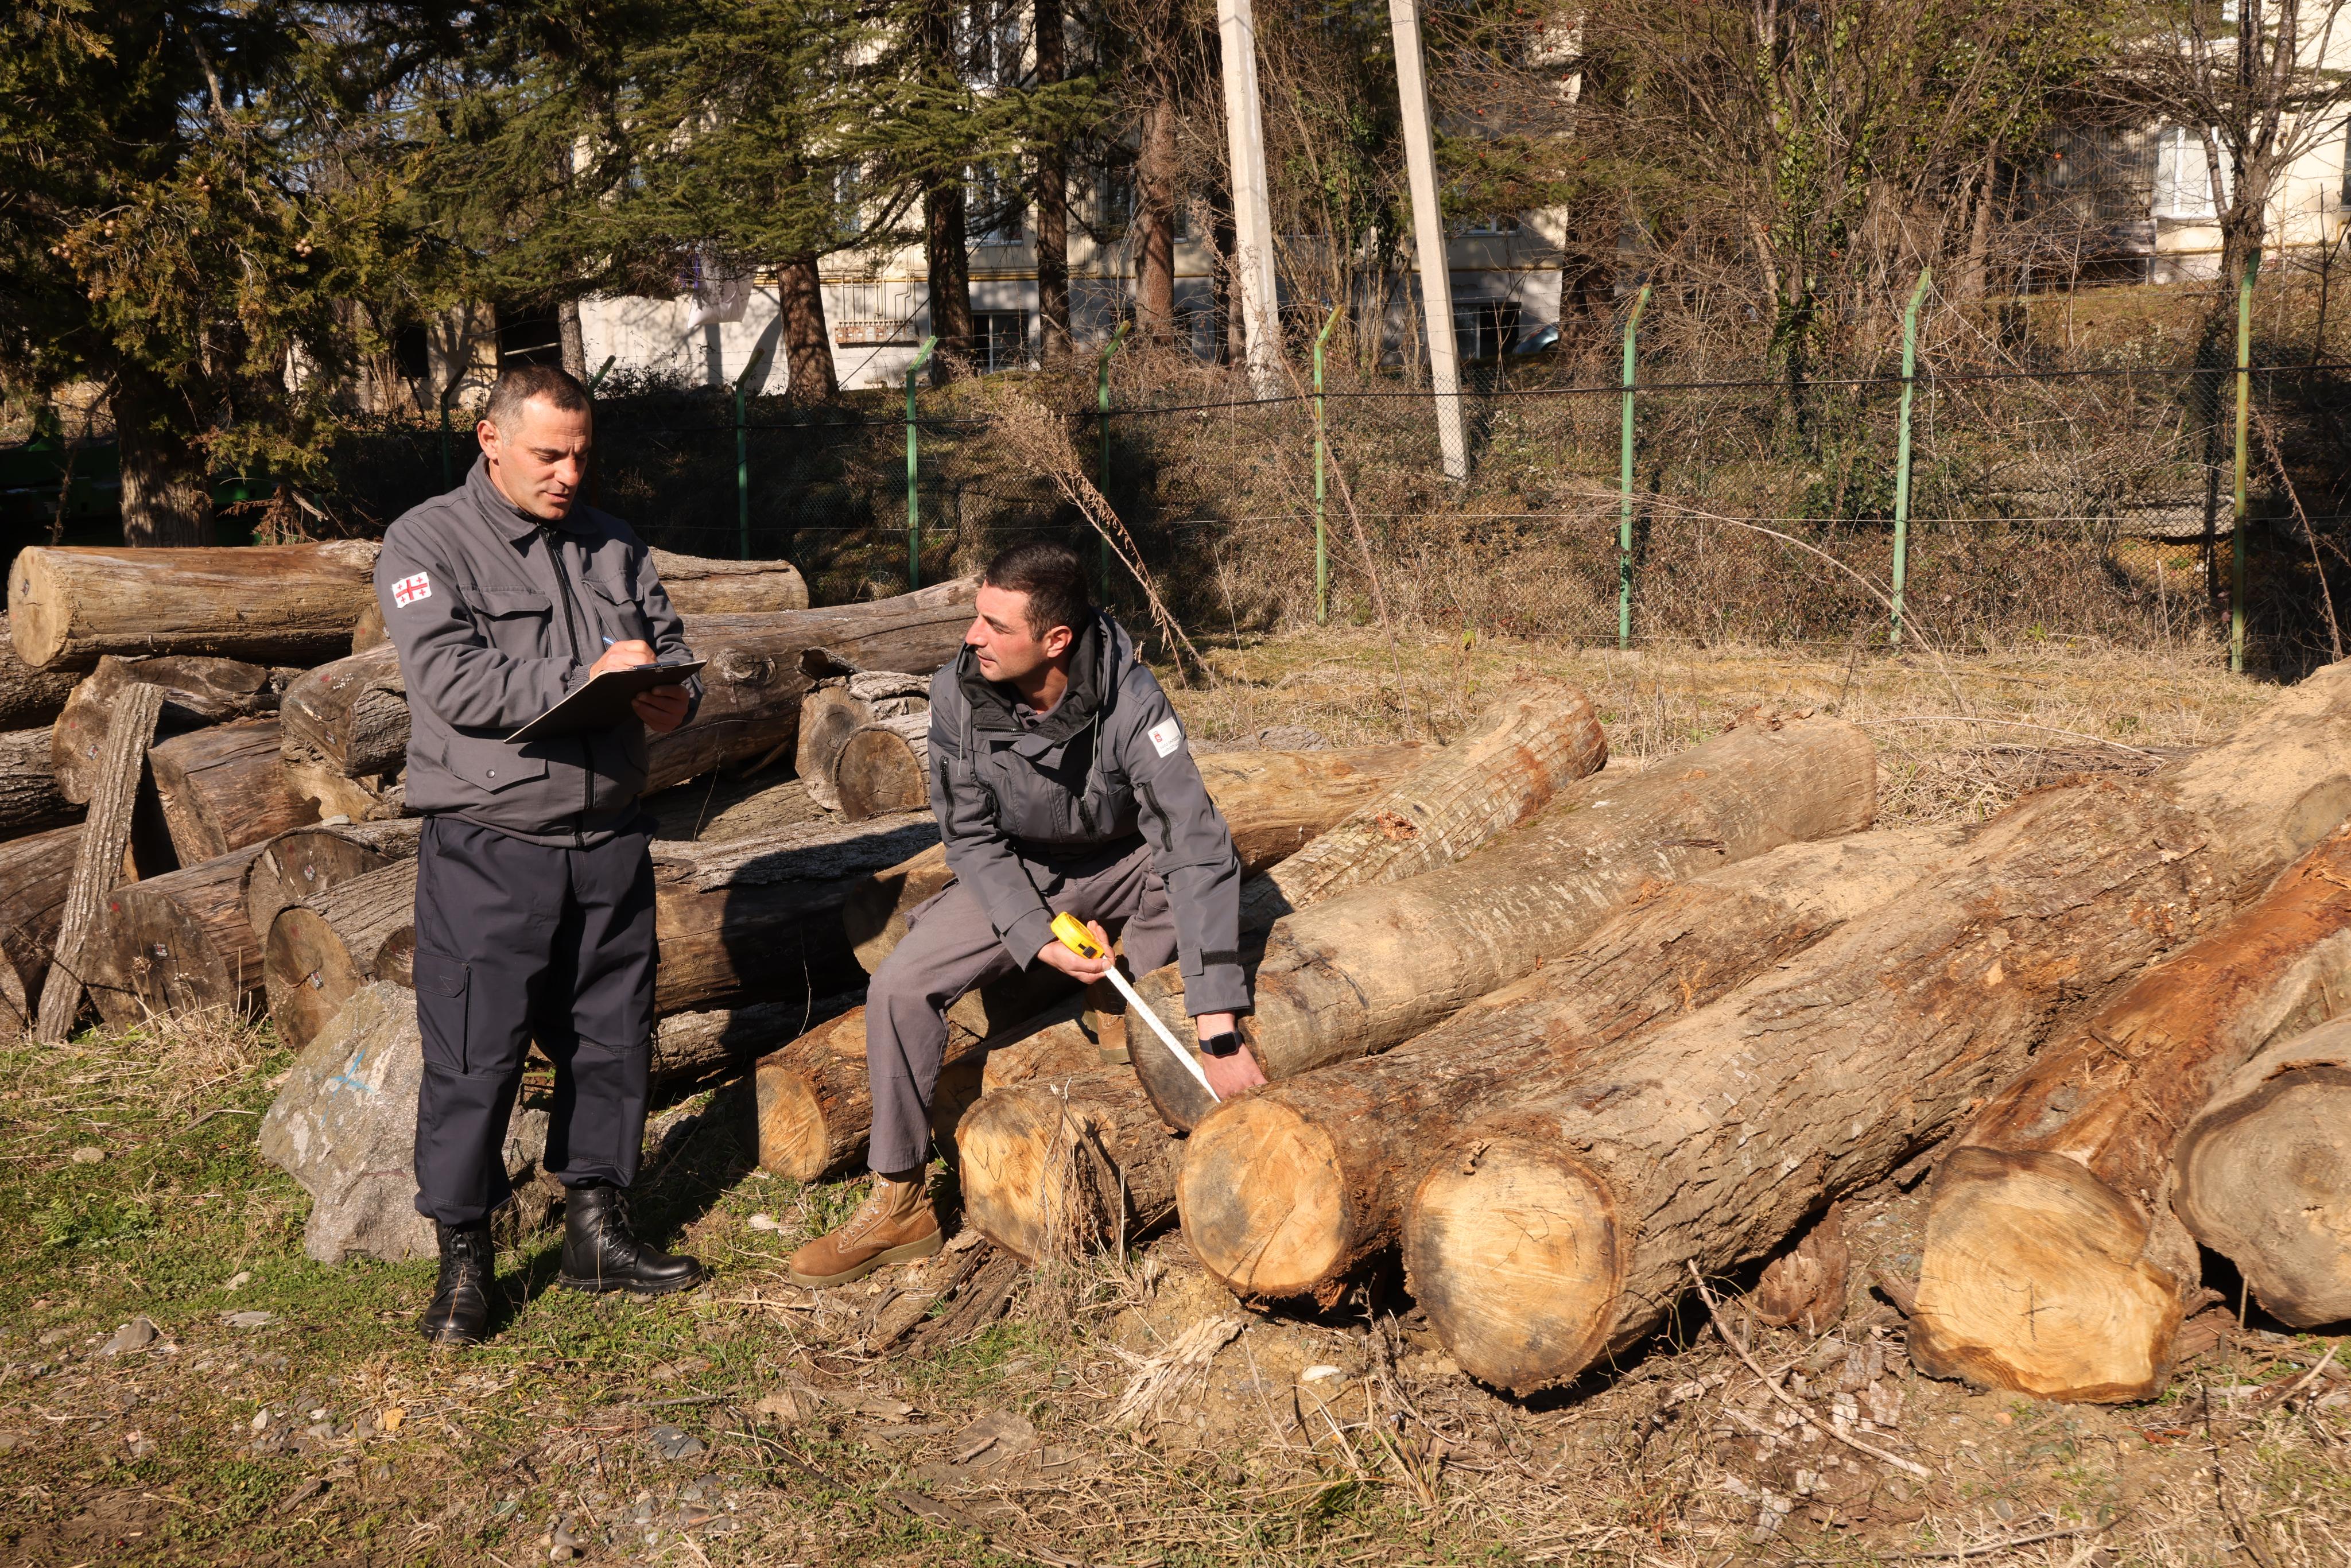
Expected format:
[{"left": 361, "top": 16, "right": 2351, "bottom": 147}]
[
  {"left": 485, "top": 364, "right": 592, "bottom": 430},
  {"left": 981, "top": 540, "right": 1092, "bottom": 638}
]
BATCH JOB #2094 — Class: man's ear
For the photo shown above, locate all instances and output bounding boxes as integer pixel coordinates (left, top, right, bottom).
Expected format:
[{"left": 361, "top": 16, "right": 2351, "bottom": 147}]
[
  {"left": 1042, "top": 624, "right": 1075, "bottom": 659},
  {"left": 476, "top": 420, "right": 501, "bottom": 460}
]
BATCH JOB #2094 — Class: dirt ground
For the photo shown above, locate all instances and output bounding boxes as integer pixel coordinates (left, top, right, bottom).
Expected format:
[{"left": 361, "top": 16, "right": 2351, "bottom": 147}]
[{"left": 3, "top": 631, "right": 2342, "bottom": 1567}]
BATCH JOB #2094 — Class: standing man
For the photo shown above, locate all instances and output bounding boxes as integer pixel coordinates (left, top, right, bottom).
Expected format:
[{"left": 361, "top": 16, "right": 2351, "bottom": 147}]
[
  {"left": 786, "top": 541, "right": 1264, "bottom": 1286},
  {"left": 378, "top": 364, "right": 707, "bottom": 1346}
]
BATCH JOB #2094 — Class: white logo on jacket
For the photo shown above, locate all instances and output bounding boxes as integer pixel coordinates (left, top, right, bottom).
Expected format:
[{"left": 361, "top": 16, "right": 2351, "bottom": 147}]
[
  {"left": 391, "top": 572, "right": 432, "bottom": 607},
  {"left": 1148, "top": 716, "right": 1182, "bottom": 758}
]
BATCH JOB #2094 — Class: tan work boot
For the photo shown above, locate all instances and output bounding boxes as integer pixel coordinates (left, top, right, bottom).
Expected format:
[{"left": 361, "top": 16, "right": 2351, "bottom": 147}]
[{"left": 784, "top": 1175, "right": 942, "bottom": 1287}]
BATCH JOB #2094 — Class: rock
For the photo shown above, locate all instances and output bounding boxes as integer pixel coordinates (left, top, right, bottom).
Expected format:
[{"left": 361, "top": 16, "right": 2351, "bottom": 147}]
[
  {"left": 98, "top": 1318, "right": 157, "bottom": 1356},
  {"left": 69, "top": 1147, "right": 105, "bottom": 1164},
  {"left": 255, "top": 981, "right": 546, "bottom": 1264},
  {"left": 648, "top": 1425, "right": 706, "bottom": 1461},
  {"left": 222, "top": 1311, "right": 274, "bottom": 1329}
]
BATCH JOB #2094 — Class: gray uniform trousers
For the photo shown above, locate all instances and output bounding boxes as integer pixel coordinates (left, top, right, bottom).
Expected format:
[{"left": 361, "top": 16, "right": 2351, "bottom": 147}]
[
  {"left": 410, "top": 816, "right": 659, "bottom": 1225},
  {"left": 866, "top": 837, "right": 1176, "bottom": 1174}
]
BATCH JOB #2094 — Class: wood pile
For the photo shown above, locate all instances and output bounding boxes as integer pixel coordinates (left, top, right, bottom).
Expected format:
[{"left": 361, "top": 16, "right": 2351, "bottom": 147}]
[{"left": 0, "top": 542, "right": 973, "bottom": 1076}]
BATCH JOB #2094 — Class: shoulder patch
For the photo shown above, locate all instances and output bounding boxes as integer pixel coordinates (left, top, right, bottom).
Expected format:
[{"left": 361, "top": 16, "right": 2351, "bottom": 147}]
[
  {"left": 1148, "top": 715, "right": 1182, "bottom": 758},
  {"left": 391, "top": 572, "right": 433, "bottom": 608}
]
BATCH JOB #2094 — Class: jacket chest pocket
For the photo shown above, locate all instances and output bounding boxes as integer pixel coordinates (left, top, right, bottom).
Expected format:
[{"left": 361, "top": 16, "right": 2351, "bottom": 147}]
[
  {"left": 587, "top": 578, "right": 651, "bottom": 645},
  {"left": 469, "top": 587, "right": 557, "bottom": 659}
]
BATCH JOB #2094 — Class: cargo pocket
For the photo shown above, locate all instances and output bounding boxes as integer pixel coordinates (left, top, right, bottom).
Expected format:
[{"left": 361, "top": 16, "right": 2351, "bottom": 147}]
[{"left": 412, "top": 946, "right": 471, "bottom": 1074}]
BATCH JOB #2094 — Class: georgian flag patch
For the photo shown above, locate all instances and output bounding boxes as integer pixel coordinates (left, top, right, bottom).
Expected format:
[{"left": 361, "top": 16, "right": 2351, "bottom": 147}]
[
  {"left": 1148, "top": 715, "right": 1182, "bottom": 758},
  {"left": 391, "top": 572, "right": 433, "bottom": 608}
]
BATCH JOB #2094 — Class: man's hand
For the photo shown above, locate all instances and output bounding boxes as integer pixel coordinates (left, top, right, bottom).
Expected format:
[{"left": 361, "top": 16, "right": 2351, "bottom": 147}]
[
  {"left": 589, "top": 639, "right": 689, "bottom": 733},
  {"left": 1037, "top": 918, "right": 1116, "bottom": 982},
  {"left": 589, "top": 638, "right": 655, "bottom": 678},
  {"left": 1194, "top": 1010, "right": 1268, "bottom": 1098}
]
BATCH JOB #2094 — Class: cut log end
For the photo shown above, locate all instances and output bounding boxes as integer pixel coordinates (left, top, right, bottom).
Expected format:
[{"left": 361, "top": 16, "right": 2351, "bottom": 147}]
[
  {"left": 753, "top": 1055, "right": 837, "bottom": 1184},
  {"left": 1908, "top": 1147, "right": 2183, "bottom": 1403},
  {"left": 1402, "top": 1136, "right": 1622, "bottom": 1396},
  {"left": 263, "top": 905, "right": 371, "bottom": 1053},
  {"left": 835, "top": 721, "right": 928, "bottom": 822},
  {"left": 1179, "top": 1097, "right": 1348, "bottom": 1299},
  {"left": 2174, "top": 1064, "right": 2351, "bottom": 1329},
  {"left": 956, "top": 1085, "right": 1131, "bottom": 1263}
]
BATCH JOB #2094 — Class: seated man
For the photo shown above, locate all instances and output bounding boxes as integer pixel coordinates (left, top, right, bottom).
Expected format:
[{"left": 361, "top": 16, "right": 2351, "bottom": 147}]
[{"left": 787, "top": 540, "right": 1264, "bottom": 1284}]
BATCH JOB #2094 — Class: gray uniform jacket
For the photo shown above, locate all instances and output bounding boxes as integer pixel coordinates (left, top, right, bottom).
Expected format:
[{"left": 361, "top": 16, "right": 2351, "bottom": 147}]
[
  {"left": 375, "top": 458, "right": 700, "bottom": 846},
  {"left": 927, "top": 612, "right": 1248, "bottom": 1016}
]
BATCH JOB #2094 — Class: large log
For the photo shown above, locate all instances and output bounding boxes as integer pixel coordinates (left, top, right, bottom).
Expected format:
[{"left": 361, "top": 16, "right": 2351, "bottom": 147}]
[
  {"left": 0, "top": 616, "right": 79, "bottom": 729},
  {"left": 2172, "top": 1014, "right": 2351, "bottom": 1329},
  {"left": 1176, "top": 826, "right": 1957, "bottom": 1305},
  {"left": 1907, "top": 824, "right": 2351, "bottom": 1402},
  {"left": 36, "top": 681, "right": 164, "bottom": 1039},
  {"left": 0, "top": 728, "right": 77, "bottom": 838},
  {"left": 653, "top": 993, "right": 859, "bottom": 1100},
  {"left": 353, "top": 549, "right": 812, "bottom": 651},
  {"left": 278, "top": 644, "right": 408, "bottom": 778},
  {"left": 834, "top": 713, "right": 930, "bottom": 822},
  {"left": 262, "top": 861, "right": 418, "bottom": 1050},
  {"left": 1134, "top": 712, "right": 1879, "bottom": 1132},
  {"left": 842, "top": 742, "right": 1436, "bottom": 972},
  {"left": 646, "top": 579, "right": 977, "bottom": 791},
  {"left": 959, "top": 1066, "right": 1186, "bottom": 1261},
  {"left": 1394, "top": 666, "right": 2351, "bottom": 1395},
  {"left": 796, "top": 673, "right": 928, "bottom": 811},
  {"left": 88, "top": 841, "right": 274, "bottom": 1026},
  {"left": 51, "top": 654, "right": 291, "bottom": 804},
  {"left": 648, "top": 774, "right": 823, "bottom": 843},
  {"left": 0, "top": 824, "right": 80, "bottom": 1028},
  {"left": 147, "top": 718, "right": 318, "bottom": 864},
  {"left": 242, "top": 819, "right": 424, "bottom": 938},
  {"left": 9, "top": 542, "right": 380, "bottom": 669}
]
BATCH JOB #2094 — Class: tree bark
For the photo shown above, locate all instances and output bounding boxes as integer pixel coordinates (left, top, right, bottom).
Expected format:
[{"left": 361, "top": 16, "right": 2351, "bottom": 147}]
[
  {"left": 651, "top": 993, "right": 862, "bottom": 1101},
  {"left": 278, "top": 644, "right": 409, "bottom": 779},
  {"left": 0, "top": 824, "right": 81, "bottom": 1029},
  {"left": 51, "top": 654, "right": 292, "bottom": 804},
  {"left": 1033, "top": 0, "right": 1073, "bottom": 363},
  {"left": 1134, "top": 713, "right": 1877, "bottom": 1132},
  {"left": 777, "top": 254, "right": 840, "bottom": 402},
  {"left": 36, "top": 681, "right": 164, "bottom": 1039},
  {"left": 147, "top": 718, "right": 319, "bottom": 864},
  {"left": 1134, "top": 95, "right": 1180, "bottom": 340},
  {"left": 8, "top": 542, "right": 380, "bottom": 669},
  {"left": 242, "top": 818, "right": 422, "bottom": 943},
  {"left": 91, "top": 840, "right": 277, "bottom": 1027},
  {"left": 558, "top": 297, "right": 588, "bottom": 379},
  {"left": 0, "top": 728, "right": 77, "bottom": 839},
  {"left": 648, "top": 775, "right": 824, "bottom": 843},
  {"left": 841, "top": 740, "right": 1437, "bottom": 972},
  {"left": 646, "top": 578, "right": 977, "bottom": 791},
  {"left": 1910, "top": 823, "right": 2351, "bottom": 1402},
  {"left": 1178, "top": 826, "right": 1958, "bottom": 1305},
  {"left": 262, "top": 860, "right": 418, "bottom": 1050},
  {"left": 2172, "top": 1013, "right": 2351, "bottom": 1330},
  {"left": 111, "top": 366, "right": 215, "bottom": 548},
  {"left": 835, "top": 713, "right": 932, "bottom": 821},
  {"left": 960, "top": 1065, "right": 1186, "bottom": 1260},
  {"left": 1396, "top": 667, "right": 2351, "bottom": 1395},
  {"left": 0, "top": 616, "right": 79, "bottom": 730}
]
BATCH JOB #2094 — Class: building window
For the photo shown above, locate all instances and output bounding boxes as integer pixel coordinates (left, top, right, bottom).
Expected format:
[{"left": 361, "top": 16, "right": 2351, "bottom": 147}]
[
  {"left": 973, "top": 311, "right": 1031, "bottom": 372},
  {"left": 835, "top": 165, "right": 866, "bottom": 240},
  {"left": 1460, "top": 215, "right": 1522, "bottom": 236},
  {"left": 496, "top": 305, "right": 564, "bottom": 367},
  {"left": 969, "top": 164, "right": 1026, "bottom": 244},
  {"left": 2153, "top": 125, "right": 2226, "bottom": 219},
  {"left": 1094, "top": 164, "right": 1134, "bottom": 239},
  {"left": 1454, "top": 299, "right": 1522, "bottom": 360},
  {"left": 391, "top": 324, "right": 430, "bottom": 382}
]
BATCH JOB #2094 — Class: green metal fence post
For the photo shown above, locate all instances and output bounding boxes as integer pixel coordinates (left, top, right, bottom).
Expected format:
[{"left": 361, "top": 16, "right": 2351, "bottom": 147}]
[
  {"left": 1313, "top": 303, "right": 1344, "bottom": 627},
  {"left": 1617, "top": 284, "right": 1652, "bottom": 651},
  {"left": 2231, "top": 251, "right": 2259, "bottom": 676},
  {"left": 1096, "top": 323, "right": 1130, "bottom": 596},
  {"left": 734, "top": 380, "right": 750, "bottom": 561},
  {"left": 905, "top": 336, "right": 938, "bottom": 591},
  {"left": 1890, "top": 267, "right": 1931, "bottom": 647}
]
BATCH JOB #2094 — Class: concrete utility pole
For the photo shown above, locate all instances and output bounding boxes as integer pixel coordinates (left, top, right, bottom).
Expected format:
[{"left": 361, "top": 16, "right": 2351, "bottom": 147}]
[
  {"left": 1216, "top": 0, "right": 1283, "bottom": 397},
  {"left": 1387, "top": 0, "right": 1468, "bottom": 480}
]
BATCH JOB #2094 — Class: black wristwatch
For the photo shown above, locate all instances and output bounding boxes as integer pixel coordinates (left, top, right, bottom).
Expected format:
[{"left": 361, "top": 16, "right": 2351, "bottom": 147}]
[{"left": 1198, "top": 1030, "right": 1243, "bottom": 1059}]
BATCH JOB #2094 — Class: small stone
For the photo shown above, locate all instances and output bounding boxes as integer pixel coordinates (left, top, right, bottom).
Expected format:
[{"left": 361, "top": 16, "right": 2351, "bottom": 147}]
[
  {"left": 224, "top": 1271, "right": 252, "bottom": 1291},
  {"left": 222, "top": 1310, "right": 273, "bottom": 1330},
  {"left": 647, "top": 1425, "right": 705, "bottom": 1461},
  {"left": 548, "top": 1548, "right": 575, "bottom": 1564},
  {"left": 98, "top": 1318, "right": 158, "bottom": 1357},
  {"left": 251, "top": 1409, "right": 270, "bottom": 1432},
  {"left": 746, "top": 1213, "right": 782, "bottom": 1232},
  {"left": 69, "top": 1147, "right": 105, "bottom": 1164},
  {"left": 36, "top": 1327, "right": 73, "bottom": 1346}
]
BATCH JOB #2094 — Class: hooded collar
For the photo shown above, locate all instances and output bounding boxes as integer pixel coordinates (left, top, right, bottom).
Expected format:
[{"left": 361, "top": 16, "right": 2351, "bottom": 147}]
[
  {"left": 464, "top": 455, "right": 596, "bottom": 542},
  {"left": 961, "top": 613, "right": 1109, "bottom": 752}
]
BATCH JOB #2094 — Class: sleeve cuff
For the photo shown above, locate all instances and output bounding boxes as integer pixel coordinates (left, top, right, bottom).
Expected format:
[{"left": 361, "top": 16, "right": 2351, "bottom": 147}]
[
  {"left": 1184, "top": 970, "right": 1252, "bottom": 1016},
  {"left": 1002, "top": 906, "right": 1058, "bottom": 971}
]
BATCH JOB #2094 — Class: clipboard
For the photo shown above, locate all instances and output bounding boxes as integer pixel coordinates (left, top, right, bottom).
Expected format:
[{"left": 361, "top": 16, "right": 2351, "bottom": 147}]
[{"left": 505, "top": 659, "right": 705, "bottom": 743}]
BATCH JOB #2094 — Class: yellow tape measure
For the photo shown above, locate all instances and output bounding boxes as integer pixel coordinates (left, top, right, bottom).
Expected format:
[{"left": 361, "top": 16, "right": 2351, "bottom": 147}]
[{"left": 1050, "top": 911, "right": 1106, "bottom": 961}]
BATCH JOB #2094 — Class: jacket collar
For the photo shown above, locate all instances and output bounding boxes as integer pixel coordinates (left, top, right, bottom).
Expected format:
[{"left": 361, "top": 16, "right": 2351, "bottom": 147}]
[{"left": 464, "top": 455, "right": 596, "bottom": 542}]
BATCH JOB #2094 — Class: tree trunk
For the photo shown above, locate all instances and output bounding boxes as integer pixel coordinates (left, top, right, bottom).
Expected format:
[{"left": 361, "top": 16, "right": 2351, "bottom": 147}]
[
  {"left": 835, "top": 713, "right": 932, "bottom": 821},
  {"left": 51, "top": 654, "right": 292, "bottom": 804},
  {"left": 147, "top": 718, "right": 319, "bottom": 864},
  {"left": 777, "top": 254, "right": 840, "bottom": 402},
  {"left": 2172, "top": 1012, "right": 2351, "bottom": 1330},
  {"left": 1134, "top": 96, "right": 1180, "bottom": 340},
  {"left": 979, "top": 1011, "right": 1104, "bottom": 1093},
  {"left": 0, "top": 617, "right": 79, "bottom": 730},
  {"left": 90, "top": 840, "right": 277, "bottom": 1027},
  {"left": 1909, "top": 824, "right": 2351, "bottom": 1402},
  {"left": 262, "top": 860, "right": 419, "bottom": 1050},
  {"left": 925, "top": 185, "right": 975, "bottom": 385},
  {"left": 0, "top": 728, "right": 77, "bottom": 839},
  {"left": 1397, "top": 667, "right": 2351, "bottom": 1395},
  {"left": 0, "top": 824, "right": 81, "bottom": 1028},
  {"left": 111, "top": 366, "right": 215, "bottom": 548},
  {"left": 278, "top": 644, "right": 409, "bottom": 779},
  {"left": 1133, "top": 713, "right": 1878, "bottom": 1132},
  {"left": 646, "top": 578, "right": 977, "bottom": 791},
  {"left": 841, "top": 740, "right": 1437, "bottom": 972},
  {"left": 36, "top": 682, "right": 164, "bottom": 1039},
  {"left": 242, "top": 818, "right": 422, "bottom": 942},
  {"left": 558, "top": 297, "right": 588, "bottom": 379},
  {"left": 960, "top": 1065, "right": 1186, "bottom": 1260},
  {"left": 1178, "top": 826, "right": 1960, "bottom": 1304},
  {"left": 8, "top": 542, "right": 380, "bottom": 669},
  {"left": 1034, "top": 0, "right": 1073, "bottom": 363},
  {"left": 652, "top": 993, "right": 862, "bottom": 1101}
]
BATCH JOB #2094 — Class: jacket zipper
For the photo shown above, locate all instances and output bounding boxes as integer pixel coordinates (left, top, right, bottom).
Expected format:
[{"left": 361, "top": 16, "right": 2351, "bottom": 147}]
[{"left": 539, "top": 525, "right": 595, "bottom": 844}]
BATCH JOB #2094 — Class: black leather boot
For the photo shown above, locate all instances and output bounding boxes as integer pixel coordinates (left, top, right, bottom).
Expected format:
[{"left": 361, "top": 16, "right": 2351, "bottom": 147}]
[
  {"left": 417, "top": 1220, "right": 495, "bottom": 1345},
  {"left": 558, "top": 1186, "right": 704, "bottom": 1295}
]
